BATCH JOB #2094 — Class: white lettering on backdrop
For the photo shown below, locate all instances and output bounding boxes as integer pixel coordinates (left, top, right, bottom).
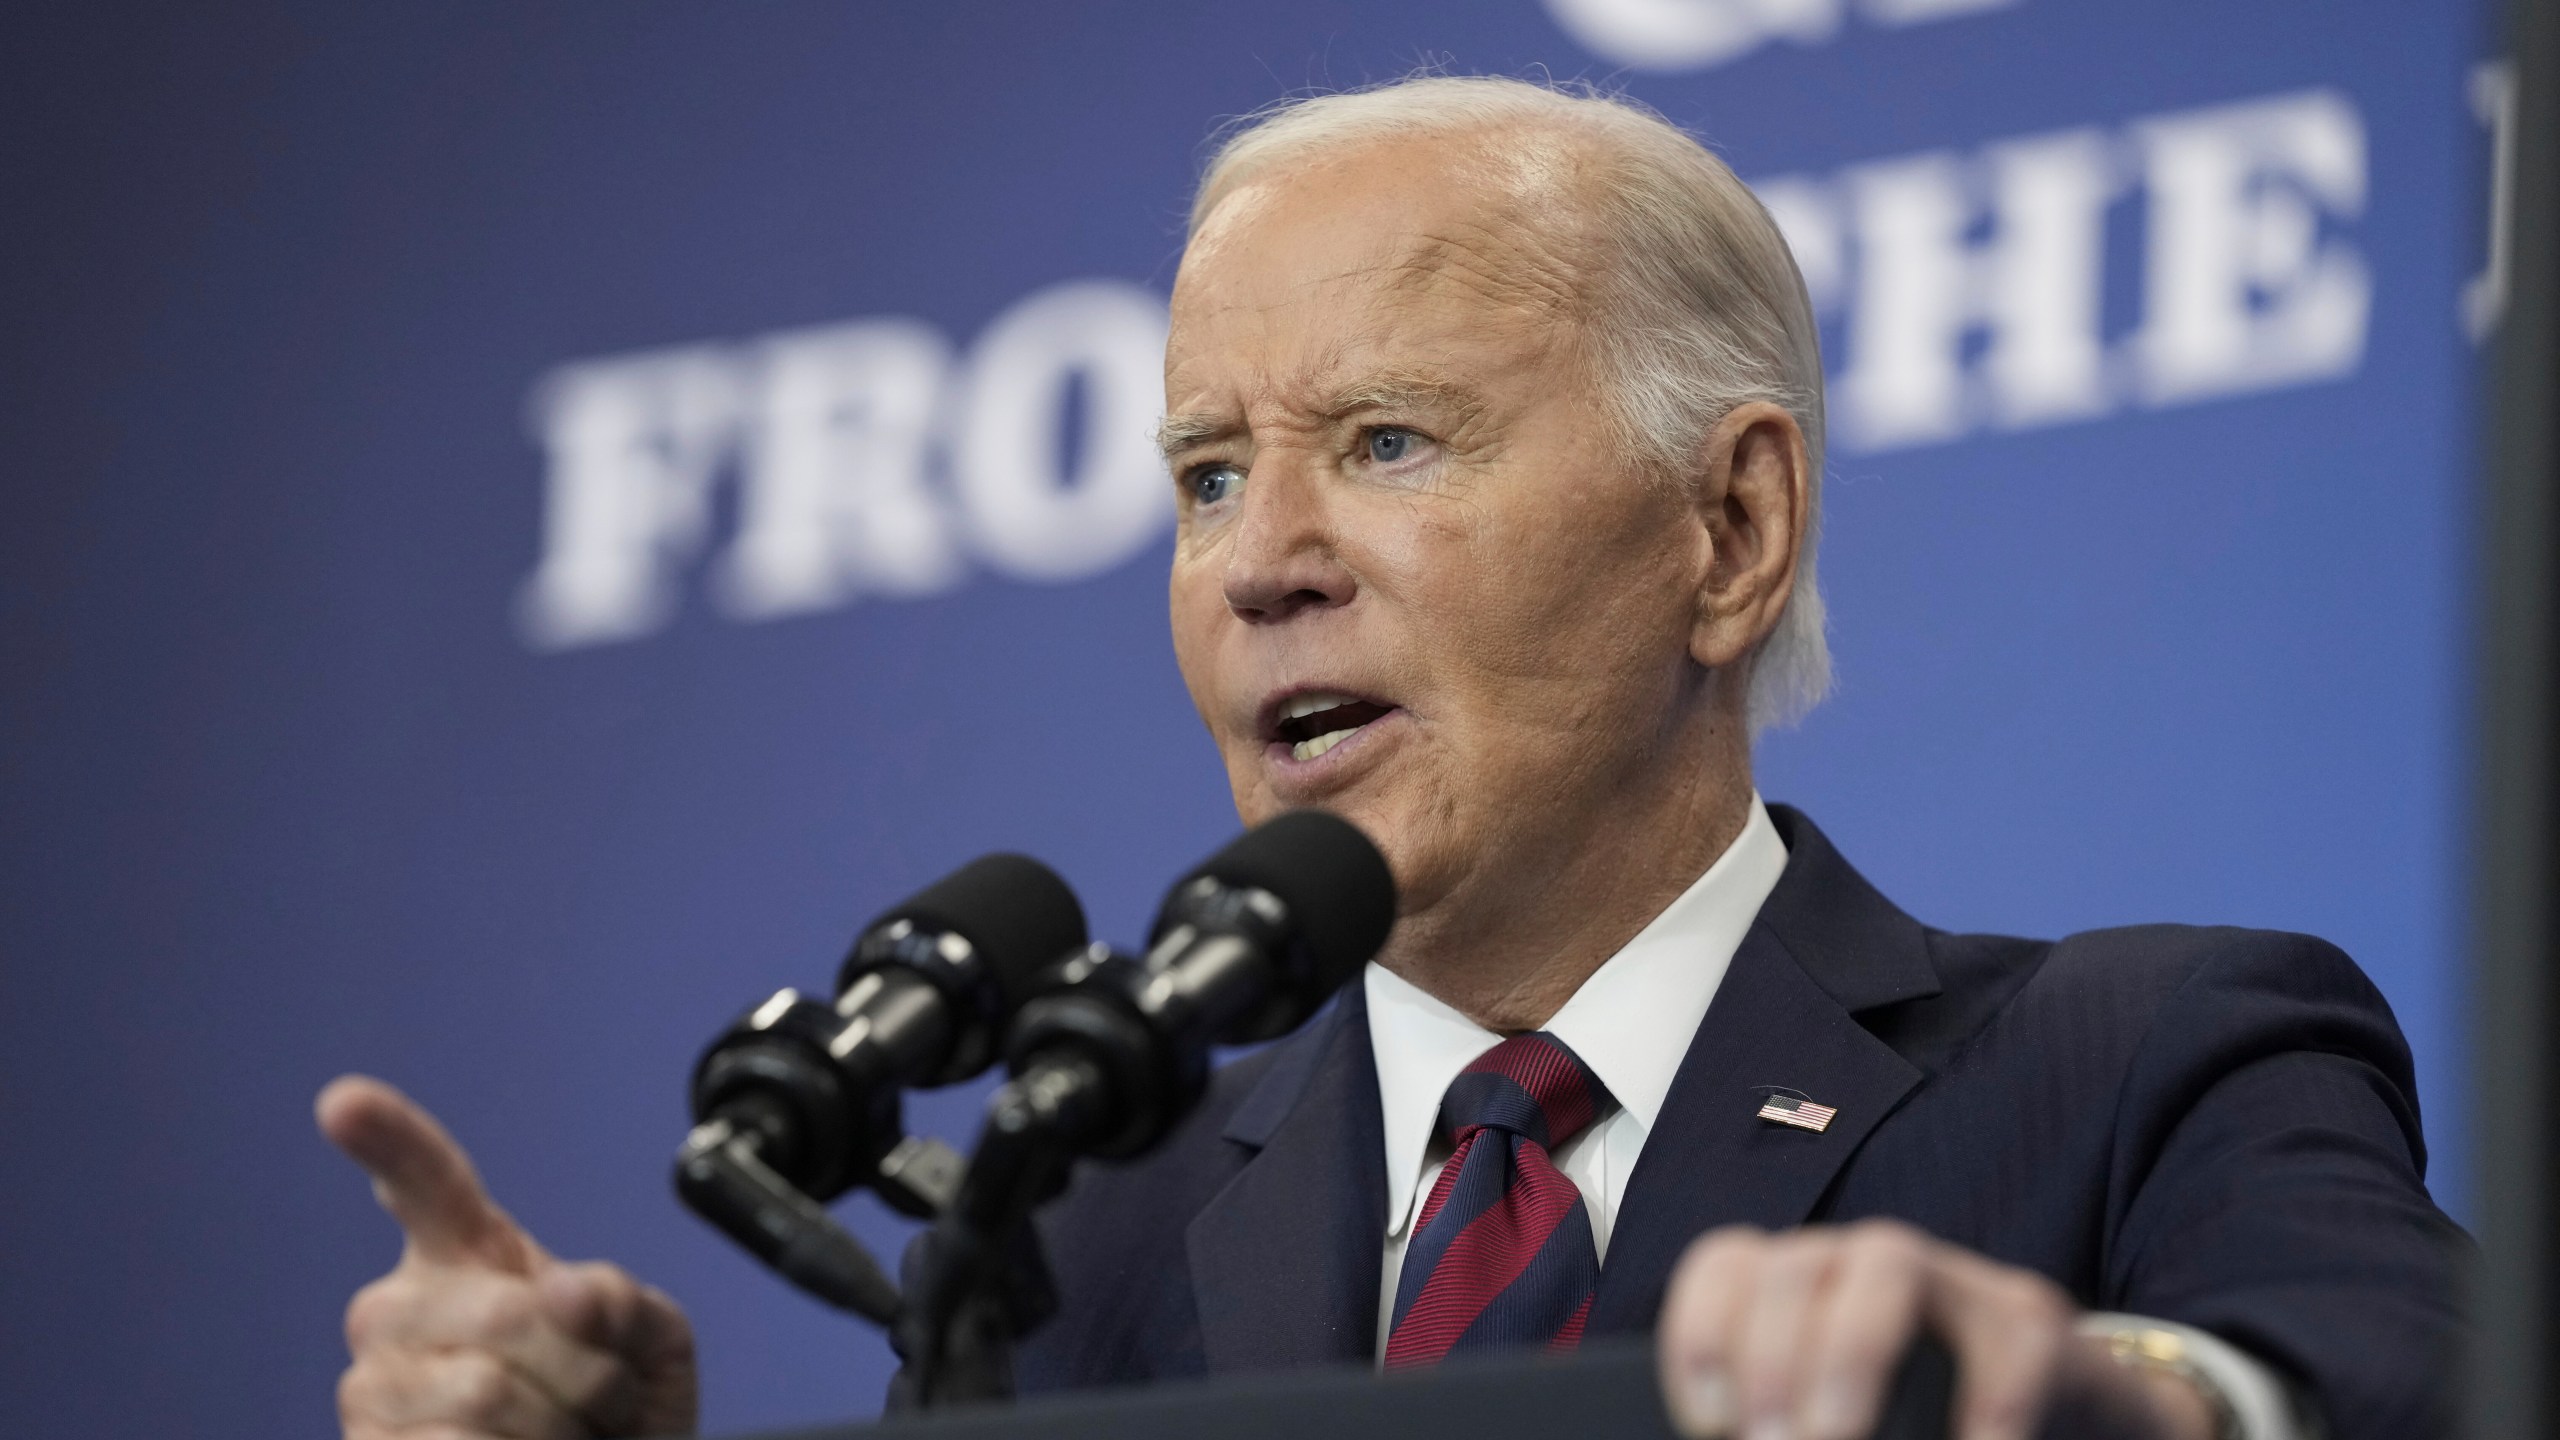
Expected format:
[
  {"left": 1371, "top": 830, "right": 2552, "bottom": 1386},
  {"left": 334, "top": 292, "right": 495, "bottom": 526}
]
[
  {"left": 516, "top": 89, "right": 2373, "bottom": 652},
  {"left": 519, "top": 347, "right": 742, "bottom": 648},
  {"left": 718, "top": 318, "right": 960, "bottom": 619},
  {"left": 518, "top": 280, "right": 1169, "bottom": 651},
  {"left": 1768, "top": 88, "right": 2371, "bottom": 453},
  {"left": 1542, "top": 0, "right": 2019, "bottom": 74}
]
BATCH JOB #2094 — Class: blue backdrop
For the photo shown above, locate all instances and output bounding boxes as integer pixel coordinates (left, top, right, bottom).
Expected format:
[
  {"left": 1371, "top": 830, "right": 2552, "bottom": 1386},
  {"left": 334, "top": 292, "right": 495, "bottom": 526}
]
[{"left": 0, "top": 3, "right": 2505, "bottom": 1436}]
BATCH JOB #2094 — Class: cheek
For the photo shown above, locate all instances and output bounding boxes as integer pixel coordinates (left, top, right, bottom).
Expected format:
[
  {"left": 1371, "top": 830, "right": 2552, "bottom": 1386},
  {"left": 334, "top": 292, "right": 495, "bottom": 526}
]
[
  {"left": 1429, "top": 495, "right": 1691, "bottom": 713},
  {"left": 1167, "top": 567, "right": 1227, "bottom": 720},
  {"left": 1331, "top": 492, "right": 1482, "bottom": 661}
]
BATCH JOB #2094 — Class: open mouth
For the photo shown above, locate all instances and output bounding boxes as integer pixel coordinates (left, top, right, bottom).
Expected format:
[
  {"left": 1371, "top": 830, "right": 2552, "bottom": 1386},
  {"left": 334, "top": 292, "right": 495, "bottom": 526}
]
[{"left": 1267, "top": 692, "right": 1397, "bottom": 763}]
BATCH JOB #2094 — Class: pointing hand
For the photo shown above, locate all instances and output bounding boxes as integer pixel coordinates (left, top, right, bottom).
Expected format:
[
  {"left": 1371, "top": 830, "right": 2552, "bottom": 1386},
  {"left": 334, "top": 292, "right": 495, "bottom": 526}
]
[{"left": 318, "top": 1075, "right": 699, "bottom": 1440}]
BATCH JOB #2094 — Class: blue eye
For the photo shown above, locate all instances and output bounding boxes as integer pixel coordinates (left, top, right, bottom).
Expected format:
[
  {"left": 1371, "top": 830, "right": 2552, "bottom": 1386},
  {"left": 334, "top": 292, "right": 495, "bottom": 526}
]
[
  {"left": 1186, "top": 463, "right": 1243, "bottom": 506},
  {"left": 1367, "top": 428, "right": 1417, "bottom": 464}
]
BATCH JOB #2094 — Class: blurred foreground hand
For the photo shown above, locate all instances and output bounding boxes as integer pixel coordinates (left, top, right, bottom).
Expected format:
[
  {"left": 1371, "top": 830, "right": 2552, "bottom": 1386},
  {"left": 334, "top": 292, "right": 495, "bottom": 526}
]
[
  {"left": 1654, "top": 1220, "right": 2216, "bottom": 1440},
  {"left": 318, "top": 1076, "right": 699, "bottom": 1440}
]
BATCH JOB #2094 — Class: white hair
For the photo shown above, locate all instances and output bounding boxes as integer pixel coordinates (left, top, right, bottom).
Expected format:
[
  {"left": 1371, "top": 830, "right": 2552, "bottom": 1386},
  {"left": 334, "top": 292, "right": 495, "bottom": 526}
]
[{"left": 1189, "top": 75, "right": 1832, "bottom": 733}]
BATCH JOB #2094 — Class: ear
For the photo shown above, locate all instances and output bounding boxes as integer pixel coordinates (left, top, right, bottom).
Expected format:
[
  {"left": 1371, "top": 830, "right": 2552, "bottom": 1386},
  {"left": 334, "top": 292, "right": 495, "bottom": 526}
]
[{"left": 1687, "top": 402, "right": 1809, "bottom": 672}]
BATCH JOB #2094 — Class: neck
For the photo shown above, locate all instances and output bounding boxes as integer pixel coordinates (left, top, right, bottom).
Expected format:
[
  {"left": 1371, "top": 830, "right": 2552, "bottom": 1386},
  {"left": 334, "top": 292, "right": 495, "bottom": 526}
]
[{"left": 1378, "top": 699, "right": 1755, "bottom": 1033}]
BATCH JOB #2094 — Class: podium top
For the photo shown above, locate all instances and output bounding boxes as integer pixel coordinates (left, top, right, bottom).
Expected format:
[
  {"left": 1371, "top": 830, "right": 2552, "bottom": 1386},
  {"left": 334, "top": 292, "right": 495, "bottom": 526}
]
[{"left": 717, "top": 1338, "right": 1959, "bottom": 1440}]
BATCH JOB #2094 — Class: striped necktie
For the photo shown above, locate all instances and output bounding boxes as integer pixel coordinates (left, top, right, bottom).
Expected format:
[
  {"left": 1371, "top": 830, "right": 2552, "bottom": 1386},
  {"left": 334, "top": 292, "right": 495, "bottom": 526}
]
[{"left": 1383, "top": 1031, "right": 1617, "bottom": 1365}]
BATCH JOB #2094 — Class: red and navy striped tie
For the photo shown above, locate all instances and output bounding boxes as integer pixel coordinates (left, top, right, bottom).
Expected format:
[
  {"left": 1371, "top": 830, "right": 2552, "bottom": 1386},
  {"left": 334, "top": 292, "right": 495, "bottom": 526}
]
[{"left": 1383, "top": 1031, "right": 1616, "bottom": 1365}]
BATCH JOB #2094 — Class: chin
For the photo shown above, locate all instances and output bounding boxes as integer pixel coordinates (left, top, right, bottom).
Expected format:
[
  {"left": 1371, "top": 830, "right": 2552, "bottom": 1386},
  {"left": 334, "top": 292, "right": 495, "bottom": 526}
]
[
  {"left": 1313, "top": 792, "right": 1439, "bottom": 911},
  {"left": 1222, "top": 760, "right": 1438, "bottom": 911}
]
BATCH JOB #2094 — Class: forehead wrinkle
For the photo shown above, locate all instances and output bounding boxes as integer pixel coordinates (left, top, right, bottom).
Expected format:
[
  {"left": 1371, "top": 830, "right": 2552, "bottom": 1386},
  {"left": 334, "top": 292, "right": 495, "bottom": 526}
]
[
  {"left": 1387, "top": 223, "right": 1589, "bottom": 321},
  {"left": 1164, "top": 127, "right": 1609, "bottom": 464},
  {"left": 1378, "top": 121, "right": 1604, "bottom": 317},
  {"left": 1157, "top": 331, "right": 1362, "bottom": 460}
]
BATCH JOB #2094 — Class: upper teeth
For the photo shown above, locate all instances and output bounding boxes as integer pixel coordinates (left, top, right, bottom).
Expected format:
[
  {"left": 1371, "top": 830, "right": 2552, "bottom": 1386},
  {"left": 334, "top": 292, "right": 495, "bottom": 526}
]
[{"left": 1281, "top": 692, "right": 1359, "bottom": 721}]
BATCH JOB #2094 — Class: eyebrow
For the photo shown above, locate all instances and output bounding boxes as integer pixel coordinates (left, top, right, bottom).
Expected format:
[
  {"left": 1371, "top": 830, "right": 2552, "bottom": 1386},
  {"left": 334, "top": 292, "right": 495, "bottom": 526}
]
[
  {"left": 1155, "top": 412, "right": 1238, "bottom": 463},
  {"left": 1154, "top": 373, "right": 1489, "bottom": 464},
  {"left": 1327, "top": 374, "right": 1486, "bottom": 428}
]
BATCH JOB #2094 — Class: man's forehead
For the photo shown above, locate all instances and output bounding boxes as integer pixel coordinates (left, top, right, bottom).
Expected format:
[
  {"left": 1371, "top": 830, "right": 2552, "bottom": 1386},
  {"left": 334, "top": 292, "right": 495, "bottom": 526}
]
[
  {"left": 1177, "top": 127, "right": 1595, "bottom": 314},
  {"left": 1171, "top": 224, "right": 1587, "bottom": 408},
  {"left": 1177, "top": 227, "right": 1577, "bottom": 326},
  {"left": 1160, "top": 289, "right": 1545, "bottom": 439},
  {"left": 1368, "top": 233, "right": 1587, "bottom": 342}
]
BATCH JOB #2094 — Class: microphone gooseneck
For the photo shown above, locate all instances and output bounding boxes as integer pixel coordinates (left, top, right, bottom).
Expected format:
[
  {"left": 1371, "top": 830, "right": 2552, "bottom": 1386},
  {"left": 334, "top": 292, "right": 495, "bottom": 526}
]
[
  {"left": 685, "top": 852, "right": 1086, "bottom": 1203},
  {"left": 675, "top": 853, "right": 1087, "bottom": 1319}
]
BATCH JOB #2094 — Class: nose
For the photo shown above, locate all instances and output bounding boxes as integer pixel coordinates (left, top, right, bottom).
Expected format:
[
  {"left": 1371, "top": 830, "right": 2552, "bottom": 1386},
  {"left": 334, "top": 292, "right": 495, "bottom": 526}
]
[{"left": 1221, "top": 452, "right": 1357, "bottom": 623}]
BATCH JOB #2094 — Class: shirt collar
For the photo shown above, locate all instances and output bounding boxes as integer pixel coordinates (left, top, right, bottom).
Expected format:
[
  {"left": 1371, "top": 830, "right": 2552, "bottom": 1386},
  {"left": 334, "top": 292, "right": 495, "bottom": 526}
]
[{"left": 1365, "top": 797, "right": 1791, "bottom": 1237}]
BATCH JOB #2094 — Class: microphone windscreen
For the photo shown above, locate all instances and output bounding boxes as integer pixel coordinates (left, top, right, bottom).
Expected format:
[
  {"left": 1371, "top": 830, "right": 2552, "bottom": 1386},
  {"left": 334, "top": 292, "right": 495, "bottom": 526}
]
[
  {"left": 1183, "top": 810, "right": 1398, "bottom": 993},
  {"left": 864, "top": 853, "right": 1088, "bottom": 1010}
]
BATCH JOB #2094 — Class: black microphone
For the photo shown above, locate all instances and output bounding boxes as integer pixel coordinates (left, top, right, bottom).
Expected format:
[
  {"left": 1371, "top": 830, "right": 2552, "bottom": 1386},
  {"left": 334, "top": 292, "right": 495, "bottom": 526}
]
[
  {"left": 676, "top": 853, "right": 1087, "bottom": 1318},
  {"left": 893, "top": 814, "right": 1393, "bottom": 1401},
  {"left": 988, "top": 810, "right": 1396, "bottom": 1172}
]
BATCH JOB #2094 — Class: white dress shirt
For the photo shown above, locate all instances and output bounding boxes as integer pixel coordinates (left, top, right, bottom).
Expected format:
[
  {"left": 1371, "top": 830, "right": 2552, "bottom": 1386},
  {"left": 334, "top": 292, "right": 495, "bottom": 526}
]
[{"left": 1363, "top": 796, "right": 2311, "bottom": 1439}]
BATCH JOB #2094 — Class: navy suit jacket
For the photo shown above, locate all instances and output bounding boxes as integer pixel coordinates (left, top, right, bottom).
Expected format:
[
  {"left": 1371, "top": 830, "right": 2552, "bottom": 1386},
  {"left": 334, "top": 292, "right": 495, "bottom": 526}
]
[{"left": 1010, "top": 807, "right": 2464, "bottom": 1438}]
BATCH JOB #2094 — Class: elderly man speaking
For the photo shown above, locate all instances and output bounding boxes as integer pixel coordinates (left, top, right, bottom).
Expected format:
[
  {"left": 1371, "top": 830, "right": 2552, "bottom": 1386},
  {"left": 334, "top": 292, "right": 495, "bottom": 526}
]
[{"left": 318, "top": 76, "right": 2460, "bottom": 1440}]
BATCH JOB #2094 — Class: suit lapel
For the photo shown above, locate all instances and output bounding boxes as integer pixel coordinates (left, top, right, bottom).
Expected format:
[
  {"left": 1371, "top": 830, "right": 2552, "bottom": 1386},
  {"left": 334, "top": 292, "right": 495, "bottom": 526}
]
[
  {"left": 1185, "top": 986, "right": 1389, "bottom": 1373},
  {"left": 1589, "top": 807, "right": 1939, "bottom": 1332},
  {"left": 1178, "top": 808, "right": 1940, "bottom": 1354}
]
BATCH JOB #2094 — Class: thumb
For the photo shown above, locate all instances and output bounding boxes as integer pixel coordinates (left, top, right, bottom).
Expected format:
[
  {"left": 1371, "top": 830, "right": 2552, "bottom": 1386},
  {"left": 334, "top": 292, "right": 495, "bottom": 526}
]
[
  {"left": 316, "top": 1073, "right": 543, "bottom": 1273},
  {"left": 540, "top": 1261, "right": 701, "bottom": 1435}
]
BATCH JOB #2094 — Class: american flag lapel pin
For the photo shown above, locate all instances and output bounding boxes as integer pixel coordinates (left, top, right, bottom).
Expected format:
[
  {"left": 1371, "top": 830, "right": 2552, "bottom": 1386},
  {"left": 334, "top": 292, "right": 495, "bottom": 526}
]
[{"left": 1755, "top": 1090, "right": 1838, "bottom": 1133}]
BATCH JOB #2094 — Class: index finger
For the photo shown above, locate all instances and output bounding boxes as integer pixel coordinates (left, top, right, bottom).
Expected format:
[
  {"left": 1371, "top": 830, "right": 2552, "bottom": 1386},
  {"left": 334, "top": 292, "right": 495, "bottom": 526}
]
[
  {"left": 1657, "top": 1225, "right": 1768, "bottom": 1436},
  {"left": 1924, "top": 1252, "right": 2073, "bottom": 1440},
  {"left": 318, "top": 1073, "right": 540, "bottom": 1273}
]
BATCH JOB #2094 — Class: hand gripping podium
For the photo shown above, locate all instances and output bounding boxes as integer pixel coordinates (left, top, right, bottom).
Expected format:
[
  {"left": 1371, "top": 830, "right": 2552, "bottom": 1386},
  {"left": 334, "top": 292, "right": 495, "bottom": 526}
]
[{"left": 718, "top": 1338, "right": 1979, "bottom": 1440}]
